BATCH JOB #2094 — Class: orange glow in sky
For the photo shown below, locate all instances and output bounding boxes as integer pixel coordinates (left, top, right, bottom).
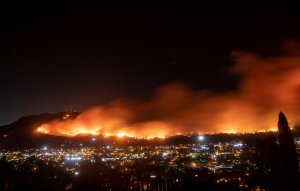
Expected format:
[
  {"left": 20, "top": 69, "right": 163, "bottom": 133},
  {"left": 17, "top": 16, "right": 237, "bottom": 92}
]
[{"left": 36, "top": 44, "right": 300, "bottom": 138}]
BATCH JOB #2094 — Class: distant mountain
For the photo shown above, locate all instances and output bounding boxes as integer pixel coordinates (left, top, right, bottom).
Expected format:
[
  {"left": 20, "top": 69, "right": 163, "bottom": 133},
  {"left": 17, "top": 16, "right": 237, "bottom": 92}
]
[
  {"left": 2, "top": 112, "right": 297, "bottom": 149},
  {"left": 0, "top": 112, "right": 80, "bottom": 149}
]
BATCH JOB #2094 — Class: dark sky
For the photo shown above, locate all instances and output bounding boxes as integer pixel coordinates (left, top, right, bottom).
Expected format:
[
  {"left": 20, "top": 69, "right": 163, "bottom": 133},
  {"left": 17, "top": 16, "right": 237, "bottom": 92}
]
[{"left": 1, "top": 3, "right": 300, "bottom": 125}]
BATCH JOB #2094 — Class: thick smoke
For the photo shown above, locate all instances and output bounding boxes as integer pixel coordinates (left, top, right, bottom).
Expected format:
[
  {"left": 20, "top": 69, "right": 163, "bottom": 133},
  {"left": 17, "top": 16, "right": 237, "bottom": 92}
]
[{"left": 38, "top": 44, "right": 300, "bottom": 137}]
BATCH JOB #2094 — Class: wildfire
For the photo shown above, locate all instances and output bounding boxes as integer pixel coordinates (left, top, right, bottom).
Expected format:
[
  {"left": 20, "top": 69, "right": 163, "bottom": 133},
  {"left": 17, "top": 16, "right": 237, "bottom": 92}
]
[{"left": 35, "top": 43, "right": 300, "bottom": 137}]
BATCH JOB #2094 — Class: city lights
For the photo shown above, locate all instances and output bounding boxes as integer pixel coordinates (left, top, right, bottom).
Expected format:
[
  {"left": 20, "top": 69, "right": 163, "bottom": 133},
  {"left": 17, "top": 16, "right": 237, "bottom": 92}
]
[{"left": 2, "top": 137, "right": 300, "bottom": 191}]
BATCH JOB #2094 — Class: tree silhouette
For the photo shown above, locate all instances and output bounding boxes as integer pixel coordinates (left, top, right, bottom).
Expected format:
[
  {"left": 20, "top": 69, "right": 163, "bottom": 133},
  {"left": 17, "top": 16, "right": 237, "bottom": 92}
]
[{"left": 277, "top": 112, "right": 300, "bottom": 191}]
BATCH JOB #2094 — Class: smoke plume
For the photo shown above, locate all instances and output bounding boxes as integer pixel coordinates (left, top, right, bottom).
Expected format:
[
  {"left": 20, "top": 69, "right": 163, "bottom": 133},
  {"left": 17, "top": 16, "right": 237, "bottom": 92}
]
[{"left": 37, "top": 43, "right": 300, "bottom": 137}]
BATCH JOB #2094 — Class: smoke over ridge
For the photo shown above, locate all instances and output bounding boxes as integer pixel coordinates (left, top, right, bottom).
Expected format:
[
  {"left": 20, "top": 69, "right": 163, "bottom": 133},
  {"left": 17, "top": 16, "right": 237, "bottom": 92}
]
[{"left": 37, "top": 43, "right": 300, "bottom": 137}]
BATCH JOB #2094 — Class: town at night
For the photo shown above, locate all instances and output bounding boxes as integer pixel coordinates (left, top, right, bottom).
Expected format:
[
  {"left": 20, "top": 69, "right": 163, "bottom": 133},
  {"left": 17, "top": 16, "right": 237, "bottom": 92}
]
[{"left": 1, "top": 3, "right": 300, "bottom": 191}]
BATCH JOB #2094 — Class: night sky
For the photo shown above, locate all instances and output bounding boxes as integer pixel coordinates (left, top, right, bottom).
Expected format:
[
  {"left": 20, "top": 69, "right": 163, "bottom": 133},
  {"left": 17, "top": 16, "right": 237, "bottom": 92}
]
[{"left": 1, "top": 3, "right": 300, "bottom": 125}]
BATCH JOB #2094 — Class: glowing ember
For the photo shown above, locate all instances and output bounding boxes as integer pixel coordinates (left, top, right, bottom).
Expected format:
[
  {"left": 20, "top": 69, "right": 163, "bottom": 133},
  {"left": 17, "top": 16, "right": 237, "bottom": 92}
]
[
  {"left": 104, "top": 133, "right": 111, "bottom": 137},
  {"left": 37, "top": 127, "right": 48, "bottom": 134},
  {"left": 116, "top": 133, "right": 126, "bottom": 138}
]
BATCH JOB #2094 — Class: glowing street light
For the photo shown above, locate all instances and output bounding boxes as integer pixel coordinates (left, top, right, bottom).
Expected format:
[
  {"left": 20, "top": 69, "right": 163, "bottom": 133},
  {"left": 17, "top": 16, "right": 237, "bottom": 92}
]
[
  {"left": 42, "top": 146, "right": 48, "bottom": 151},
  {"left": 198, "top": 135, "right": 205, "bottom": 141}
]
